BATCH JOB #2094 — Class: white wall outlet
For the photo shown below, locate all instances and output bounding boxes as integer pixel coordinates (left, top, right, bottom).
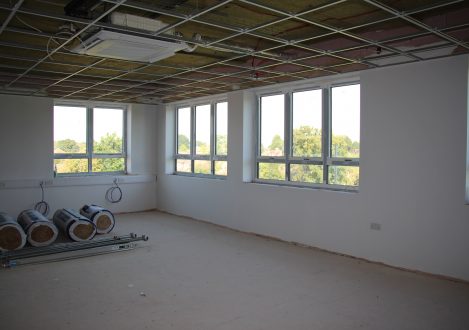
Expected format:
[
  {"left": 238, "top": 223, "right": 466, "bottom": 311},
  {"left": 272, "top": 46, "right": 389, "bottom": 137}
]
[{"left": 370, "top": 222, "right": 382, "bottom": 231}]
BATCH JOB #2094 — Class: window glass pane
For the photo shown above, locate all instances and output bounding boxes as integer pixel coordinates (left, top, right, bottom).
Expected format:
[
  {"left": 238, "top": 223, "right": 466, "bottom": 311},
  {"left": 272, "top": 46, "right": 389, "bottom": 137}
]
[
  {"left": 331, "top": 84, "right": 360, "bottom": 158},
  {"left": 258, "top": 163, "right": 285, "bottom": 181},
  {"left": 328, "top": 166, "right": 359, "bottom": 186},
  {"left": 177, "top": 107, "right": 191, "bottom": 155},
  {"left": 54, "top": 159, "right": 88, "bottom": 174},
  {"left": 194, "top": 160, "right": 211, "bottom": 174},
  {"left": 216, "top": 102, "right": 228, "bottom": 156},
  {"left": 92, "top": 158, "right": 125, "bottom": 172},
  {"left": 292, "top": 90, "right": 322, "bottom": 157},
  {"left": 93, "top": 108, "right": 124, "bottom": 154},
  {"left": 196, "top": 104, "right": 211, "bottom": 155},
  {"left": 290, "top": 164, "right": 323, "bottom": 183},
  {"left": 214, "top": 161, "right": 227, "bottom": 176},
  {"left": 54, "top": 106, "right": 87, "bottom": 154},
  {"left": 260, "top": 94, "right": 284, "bottom": 156},
  {"left": 176, "top": 159, "right": 191, "bottom": 172}
]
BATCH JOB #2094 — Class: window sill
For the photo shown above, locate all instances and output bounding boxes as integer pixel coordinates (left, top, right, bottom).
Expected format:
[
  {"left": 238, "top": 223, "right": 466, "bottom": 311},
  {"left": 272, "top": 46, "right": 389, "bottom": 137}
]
[
  {"left": 171, "top": 173, "right": 228, "bottom": 180},
  {"left": 250, "top": 180, "right": 359, "bottom": 193},
  {"left": 0, "top": 174, "right": 156, "bottom": 189}
]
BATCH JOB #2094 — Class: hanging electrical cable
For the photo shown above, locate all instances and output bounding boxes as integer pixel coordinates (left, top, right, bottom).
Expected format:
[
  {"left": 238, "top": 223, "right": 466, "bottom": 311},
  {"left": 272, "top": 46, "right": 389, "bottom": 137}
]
[
  {"left": 105, "top": 178, "right": 123, "bottom": 204},
  {"left": 34, "top": 181, "right": 50, "bottom": 217}
]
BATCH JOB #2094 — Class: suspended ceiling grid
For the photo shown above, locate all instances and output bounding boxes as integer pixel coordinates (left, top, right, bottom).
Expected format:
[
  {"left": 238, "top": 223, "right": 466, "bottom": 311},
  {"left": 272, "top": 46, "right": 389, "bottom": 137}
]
[{"left": 0, "top": 0, "right": 468, "bottom": 104}]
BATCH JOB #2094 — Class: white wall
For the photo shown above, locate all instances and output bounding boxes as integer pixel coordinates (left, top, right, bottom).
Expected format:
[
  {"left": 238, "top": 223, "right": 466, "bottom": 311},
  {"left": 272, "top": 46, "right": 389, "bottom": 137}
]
[
  {"left": 0, "top": 95, "right": 158, "bottom": 216},
  {"left": 155, "top": 55, "right": 469, "bottom": 281}
]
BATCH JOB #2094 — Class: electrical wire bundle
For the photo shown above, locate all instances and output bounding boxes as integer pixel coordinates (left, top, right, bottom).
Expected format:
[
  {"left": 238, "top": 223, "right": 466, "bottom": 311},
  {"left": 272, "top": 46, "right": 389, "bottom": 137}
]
[
  {"left": 34, "top": 181, "right": 50, "bottom": 217},
  {"left": 105, "top": 178, "right": 123, "bottom": 204}
]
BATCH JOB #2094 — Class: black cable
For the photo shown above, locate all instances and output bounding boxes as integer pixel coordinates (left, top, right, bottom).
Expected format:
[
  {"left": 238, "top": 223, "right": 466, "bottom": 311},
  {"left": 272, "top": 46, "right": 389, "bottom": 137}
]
[
  {"left": 105, "top": 178, "right": 123, "bottom": 204},
  {"left": 34, "top": 181, "right": 50, "bottom": 216}
]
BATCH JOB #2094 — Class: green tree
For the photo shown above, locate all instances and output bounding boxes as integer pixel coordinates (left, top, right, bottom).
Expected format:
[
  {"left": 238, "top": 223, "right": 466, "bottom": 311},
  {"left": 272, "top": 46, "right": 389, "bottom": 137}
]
[
  {"left": 94, "top": 133, "right": 122, "bottom": 153},
  {"left": 54, "top": 159, "right": 87, "bottom": 174},
  {"left": 259, "top": 163, "right": 285, "bottom": 180},
  {"left": 196, "top": 140, "right": 209, "bottom": 155},
  {"left": 178, "top": 134, "right": 190, "bottom": 153},
  {"left": 259, "top": 126, "right": 360, "bottom": 186},
  {"left": 54, "top": 139, "right": 80, "bottom": 153},
  {"left": 269, "top": 134, "right": 283, "bottom": 154},
  {"left": 216, "top": 134, "right": 227, "bottom": 155},
  {"left": 93, "top": 133, "right": 124, "bottom": 172},
  {"left": 292, "top": 126, "right": 321, "bottom": 157}
]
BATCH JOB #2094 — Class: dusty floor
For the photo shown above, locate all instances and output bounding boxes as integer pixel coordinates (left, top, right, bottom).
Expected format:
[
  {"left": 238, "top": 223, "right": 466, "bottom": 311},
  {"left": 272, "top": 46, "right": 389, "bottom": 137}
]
[{"left": 1, "top": 211, "right": 469, "bottom": 330}]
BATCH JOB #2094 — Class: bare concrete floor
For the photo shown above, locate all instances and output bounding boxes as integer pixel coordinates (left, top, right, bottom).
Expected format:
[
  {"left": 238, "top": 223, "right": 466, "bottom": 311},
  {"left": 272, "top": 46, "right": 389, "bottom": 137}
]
[{"left": 1, "top": 211, "right": 469, "bottom": 330}]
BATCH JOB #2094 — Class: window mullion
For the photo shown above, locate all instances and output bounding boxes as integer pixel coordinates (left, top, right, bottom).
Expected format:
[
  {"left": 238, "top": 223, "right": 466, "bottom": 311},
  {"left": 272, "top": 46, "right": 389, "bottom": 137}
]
[
  {"left": 256, "top": 97, "right": 261, "bottom": 179},
  {"left": 322, "top": 87, "right": 330, "bottom": 184},
  {"left": 210, "top": 103, "right": 215, "bottom": 175},
  {"left": 191, "top": 106, "right": 195, "bottom": 173},
  {"left": 285, "top": 92, "right": 291, "bottom": 181},
  {"left": 123, "top": 109, "right": 128, "bottom": 173},
  {"left": 87, "top": 106, "right": 93, "bottom": 173}
]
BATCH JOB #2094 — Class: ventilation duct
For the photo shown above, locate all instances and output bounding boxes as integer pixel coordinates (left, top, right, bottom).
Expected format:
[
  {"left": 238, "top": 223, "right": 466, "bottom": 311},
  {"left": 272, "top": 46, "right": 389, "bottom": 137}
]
[{"left": 71, "top": 30, "right": 188, "bottom": 63}]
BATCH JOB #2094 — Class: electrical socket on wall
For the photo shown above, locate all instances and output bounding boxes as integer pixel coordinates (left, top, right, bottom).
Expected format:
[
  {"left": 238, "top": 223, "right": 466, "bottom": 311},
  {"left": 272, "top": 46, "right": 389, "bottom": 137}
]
[{"left": 370, "top": 222, "right": 382, "bottom": 231}]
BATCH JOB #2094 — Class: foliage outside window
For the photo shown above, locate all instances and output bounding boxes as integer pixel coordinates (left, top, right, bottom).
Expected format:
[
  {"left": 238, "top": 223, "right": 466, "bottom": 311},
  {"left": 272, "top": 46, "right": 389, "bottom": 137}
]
[
  {"left": 175, "top": 101, "right": 228, "bottom": 177},
  {"left": 54, "top": 105, "right": 126, "bottom": 175},
  {"left": 257, "top": 83, "right": 360, "bottom": 188}
]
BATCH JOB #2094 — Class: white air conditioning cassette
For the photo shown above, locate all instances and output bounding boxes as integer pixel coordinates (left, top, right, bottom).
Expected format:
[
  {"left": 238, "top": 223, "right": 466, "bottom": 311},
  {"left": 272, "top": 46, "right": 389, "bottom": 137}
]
[{"left": 71, "top": 30, "right": 188, "bottom": 63}]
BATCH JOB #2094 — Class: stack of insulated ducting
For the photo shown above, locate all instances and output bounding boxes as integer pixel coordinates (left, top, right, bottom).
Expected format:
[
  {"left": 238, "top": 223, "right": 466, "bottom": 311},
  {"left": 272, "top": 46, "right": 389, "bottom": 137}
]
[
  {"left": 0, "top": 212, "right": 27, "bottom": 251},
  {"left": 17, "top": 210, "right": 58, "bottom": 247},
  {"left": 80, "top": 205, "right": 115, "bottom": 234},
  {"left": 53, "top": 209, "right": 96, "bottom": 242}
]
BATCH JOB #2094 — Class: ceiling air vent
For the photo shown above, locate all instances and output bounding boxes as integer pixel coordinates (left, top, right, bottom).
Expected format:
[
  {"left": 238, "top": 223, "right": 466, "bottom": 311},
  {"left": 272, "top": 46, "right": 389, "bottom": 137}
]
[{"left": 71, "top": 30, "right": 188, "bottom": 63}]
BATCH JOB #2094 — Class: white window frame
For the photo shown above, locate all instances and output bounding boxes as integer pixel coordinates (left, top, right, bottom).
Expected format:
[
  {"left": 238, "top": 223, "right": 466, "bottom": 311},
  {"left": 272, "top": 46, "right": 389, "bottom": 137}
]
[
  {"left": 255, "top": 81, "right": 360, "bottom": 190},
  {"left": 175, "top": 100, "right": 228, "bottom": 178},
  {"left": 53, "top": 103, "right": 127, "bottom": 176}
]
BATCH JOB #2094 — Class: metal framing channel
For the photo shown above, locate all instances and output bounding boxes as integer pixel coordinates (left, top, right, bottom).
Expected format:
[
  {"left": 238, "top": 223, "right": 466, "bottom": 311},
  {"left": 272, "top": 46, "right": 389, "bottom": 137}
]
[{"left": 1, "top": 234, "right": 149, "bottom": 268}]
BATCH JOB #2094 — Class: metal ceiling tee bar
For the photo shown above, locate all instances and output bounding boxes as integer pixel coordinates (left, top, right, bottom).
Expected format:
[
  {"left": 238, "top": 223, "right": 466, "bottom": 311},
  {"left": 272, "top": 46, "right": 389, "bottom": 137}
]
[
  {"left": 0, "top": 0, "right": 24, "bottom": 36},
  {"left": 5, "top": 0, "right": 128, "bottom": 89},
  {"left": 81, "top": 5, "right": 374, "bottom": 100},
  {"left": 103, "top": 0, "right": 464, "bottom": 68},
  {"left": 237, "top": 0, "right": 422, "bottom": 62},
  {"left": 60, "top": 62, "right": 153, "bottom": 98},
  {"left": 58, "top": 1, "right": 251, "bottom": 99},
  {"left": 32, "top": 58, "right": 107, "bottom": 96},
  {"left": 1, "top": 28, "right": 267, "bottom": 90},
  {"left": 102, "top": 0, "right": 372, "bottom": 68},
  {"left": 283, "top": 0, "right": 465, "bottom": 47},
  {"left": 199, "top": 0, "right": 343, "bottom": 48},
  {"left": 0, "top": 31, "right": 241, "bottom": 89},
  {"left": 364, "top": 0, "right": 469, "bottom": 50},
  {"left": 150, "top": 0, "right": 234, "bottom": 36},
  {"left": 0, "top": 1, "right": 375, "bottom": 92}
]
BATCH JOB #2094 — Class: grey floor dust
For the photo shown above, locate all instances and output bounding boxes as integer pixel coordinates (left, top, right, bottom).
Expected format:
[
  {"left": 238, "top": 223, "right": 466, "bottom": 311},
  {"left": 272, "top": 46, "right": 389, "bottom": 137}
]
[{"left": 1, "top": 211, "right": 468, "bottom": 330}]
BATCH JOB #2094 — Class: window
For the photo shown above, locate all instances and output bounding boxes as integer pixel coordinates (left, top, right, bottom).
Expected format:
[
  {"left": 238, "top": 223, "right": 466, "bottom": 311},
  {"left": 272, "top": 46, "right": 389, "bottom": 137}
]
[
  {"left": 257, "top": 83, "right": 360, "bottom": 188},
  {"left": 175, "top": 101, "right": 228, "bottom": 177},
  {"left": 54, "top": 104, "right": 126, "bottom": 175}
]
